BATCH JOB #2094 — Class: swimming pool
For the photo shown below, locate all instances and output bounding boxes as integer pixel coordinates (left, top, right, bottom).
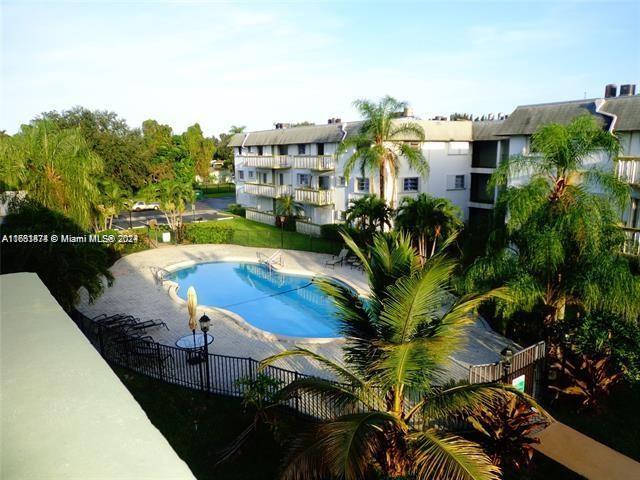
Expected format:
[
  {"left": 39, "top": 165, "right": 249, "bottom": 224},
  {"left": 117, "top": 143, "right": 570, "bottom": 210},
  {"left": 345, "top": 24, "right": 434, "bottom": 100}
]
[{"left": 166, "top": 262, "right": 341, "bottom": 338}]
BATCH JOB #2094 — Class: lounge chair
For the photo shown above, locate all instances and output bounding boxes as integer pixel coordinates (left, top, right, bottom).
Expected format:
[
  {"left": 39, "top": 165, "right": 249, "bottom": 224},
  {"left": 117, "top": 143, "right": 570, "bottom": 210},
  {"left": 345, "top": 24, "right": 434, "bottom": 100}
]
[{"left": 325, "top": 248, "right": 349, "bottom": 268}]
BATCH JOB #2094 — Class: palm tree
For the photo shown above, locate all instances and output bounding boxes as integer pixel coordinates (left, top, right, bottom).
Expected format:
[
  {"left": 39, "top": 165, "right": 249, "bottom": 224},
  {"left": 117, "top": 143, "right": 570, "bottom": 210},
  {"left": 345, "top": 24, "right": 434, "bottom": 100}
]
[
  {"left": 464, "top": 115, "right": 640, "bottom": 328},
  {"left": 275, "top": 194, "right": 303, "bottom": 221},
  {"left": 143, "top": 180, "right": 194, "bottom": 236},
  {"left": 95, "top": 180, "right": 129, "bottom": 230},
  {"left": 340, "top": 96, "right": 428, "bottom": 205},
  {"left": 229, "top": 125, "right": 247, "bottom": 134},
  {"left": 260, "top": 232, "right": 547, "bottom": 480},
  {"left": 345, "top": 194, "right": 394, "bottom": 240},
  {"left": 0, "top": 119, "right": 102, "bottom": 229},
  {"left": 396, "top": 193, "right": 463, "bottom": 259}
]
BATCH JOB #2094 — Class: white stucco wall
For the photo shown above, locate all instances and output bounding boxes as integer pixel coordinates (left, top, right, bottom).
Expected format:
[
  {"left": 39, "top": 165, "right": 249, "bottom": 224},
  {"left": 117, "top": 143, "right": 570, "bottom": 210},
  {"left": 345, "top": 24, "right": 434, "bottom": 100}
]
[{"left": 0, "top": 272, "right": 196, "bottom": 480}]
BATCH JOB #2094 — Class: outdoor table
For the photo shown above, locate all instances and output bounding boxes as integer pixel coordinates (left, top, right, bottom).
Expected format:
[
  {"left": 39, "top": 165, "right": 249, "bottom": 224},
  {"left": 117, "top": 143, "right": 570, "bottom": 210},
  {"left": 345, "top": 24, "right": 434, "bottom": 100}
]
[{"left": 175, "top": 333, "right": 214, "bottom": 364}]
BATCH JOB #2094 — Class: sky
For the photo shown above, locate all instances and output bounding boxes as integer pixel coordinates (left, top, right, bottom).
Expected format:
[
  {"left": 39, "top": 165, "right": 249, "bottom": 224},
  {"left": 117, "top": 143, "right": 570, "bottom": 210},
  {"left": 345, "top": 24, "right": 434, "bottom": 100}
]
[{"left": 1, "top": 0, "right": 639, "bottom": 136}]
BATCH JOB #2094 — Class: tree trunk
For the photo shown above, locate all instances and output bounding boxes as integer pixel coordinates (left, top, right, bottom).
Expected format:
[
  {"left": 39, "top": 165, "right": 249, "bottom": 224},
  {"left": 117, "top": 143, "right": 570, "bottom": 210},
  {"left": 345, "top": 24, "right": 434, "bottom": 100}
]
[{"left": 379, "top": 166, "right": 385, "bottom": 202}]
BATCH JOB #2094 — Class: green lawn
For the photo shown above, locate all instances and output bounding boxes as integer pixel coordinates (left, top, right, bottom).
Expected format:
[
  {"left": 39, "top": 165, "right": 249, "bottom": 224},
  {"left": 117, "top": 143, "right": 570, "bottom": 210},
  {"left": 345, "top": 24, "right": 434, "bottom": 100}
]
[
  {"left": 546, "top": 382, "right": 640, "bottom": 461},
  {"left": 219, "top": 216, "right": 342, "bottom": 254},
  {"left": 114, "top": 367, "right": 284, "bottom": 480}
]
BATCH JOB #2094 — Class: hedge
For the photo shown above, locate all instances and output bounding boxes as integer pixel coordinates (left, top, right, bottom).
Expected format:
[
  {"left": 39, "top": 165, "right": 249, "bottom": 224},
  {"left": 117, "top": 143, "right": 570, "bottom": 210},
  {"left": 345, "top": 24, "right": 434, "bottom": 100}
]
[{"left": 185, "top": 222, "right": 234, "bottom": 244}]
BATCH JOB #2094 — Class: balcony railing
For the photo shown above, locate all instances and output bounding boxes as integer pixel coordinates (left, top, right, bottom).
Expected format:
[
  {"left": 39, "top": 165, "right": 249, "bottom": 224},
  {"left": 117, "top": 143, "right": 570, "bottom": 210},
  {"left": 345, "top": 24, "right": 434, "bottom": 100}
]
[
  {"left": 241, "top": 155, "right": 291, "bottom": 169},
  {"left": 623, "top": 227, "right": 640, "bottom": 257},
  {"left": 245, "top": 208, "right": 276, "bottom": 226},
  {"left": 616, "top": 157, "right": 640, "bottom": 186},
  {"left": 293, "top": 155, "right": 336, "bottom": 170},
  {"left": 244, "top": 183, "right": 291, "bottom": 198},
  {"left": 294, "top": 188, "right": 333, "bottom": 206}
]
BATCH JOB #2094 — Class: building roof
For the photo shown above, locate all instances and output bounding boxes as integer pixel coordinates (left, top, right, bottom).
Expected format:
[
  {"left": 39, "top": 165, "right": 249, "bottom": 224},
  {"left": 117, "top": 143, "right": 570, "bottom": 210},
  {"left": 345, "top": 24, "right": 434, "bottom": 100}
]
[
  {"left": 472, "top": 120, "right": 506, "bottom": 141},
  {"left": 229, "top": 119, "right": 473, "bottom": 146},
  {"left": 498, "top": 95, "right": 640, "bottom": 136},
  {"left": 0, "top": 272, "right": 196, "bottom": 480},
  {"left": 498, "top": 98, "right": 609, "bottom": 135},
  {"left": 601, "top": 95, "right": 640, "bottom": 132}
]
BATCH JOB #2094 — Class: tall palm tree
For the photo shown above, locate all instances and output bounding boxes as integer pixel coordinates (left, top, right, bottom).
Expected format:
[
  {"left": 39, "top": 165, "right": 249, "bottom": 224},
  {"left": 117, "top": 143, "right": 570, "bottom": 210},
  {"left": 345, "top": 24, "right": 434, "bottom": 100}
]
[
  {"left": 229, "top": 125, "right": 247, "bottom": 134},
  {"left": 465, "top": 115, "right": 640, "bottom": 328},
  {"left": 396, "top": 193, "right": 463, "bottom": 259},
  {"left": 261, "top": 232, "right": 547, "bottom": 480},
  {"left": 0, "top": 119, "right": 102, "bottom": 229},
  {"left": 345, "top": 194, "right": 394, "bottom": 239},
  {"left": 340, "top": 96, "right": 428, "bottom": 206}
]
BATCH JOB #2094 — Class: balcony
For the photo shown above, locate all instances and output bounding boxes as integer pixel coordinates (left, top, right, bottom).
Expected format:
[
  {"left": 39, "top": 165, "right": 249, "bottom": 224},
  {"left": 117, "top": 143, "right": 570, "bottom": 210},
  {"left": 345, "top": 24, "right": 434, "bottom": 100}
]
[
  {"left": 294, "top": 188, "right": 333, "bottom": 206},
  {"left": 616, "top": 157, "right": 640, "bottom": 186},
  {"left": 244, "top": 183, "right": 292, "bottom": 198},
  {"left": 623, "top": 227, "right": 640, "bottom": 257},
  {"left": 241, "top": 155, "right": 291, "bottom": 169},
  {"left": 293, "top": 155, "right": 336, "bottom": 171}
]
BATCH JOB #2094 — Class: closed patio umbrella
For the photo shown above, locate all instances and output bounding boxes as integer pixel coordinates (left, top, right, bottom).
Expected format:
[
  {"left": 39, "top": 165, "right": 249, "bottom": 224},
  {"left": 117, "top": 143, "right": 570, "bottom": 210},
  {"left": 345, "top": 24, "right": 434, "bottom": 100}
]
[{"left": 187, "top": 286, "right": 198, "bottom": 348}]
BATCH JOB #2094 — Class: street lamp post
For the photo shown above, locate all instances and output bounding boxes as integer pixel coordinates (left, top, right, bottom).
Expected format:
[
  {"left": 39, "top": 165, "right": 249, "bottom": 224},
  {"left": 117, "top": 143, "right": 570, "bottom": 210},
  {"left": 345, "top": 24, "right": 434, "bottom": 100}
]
[
  {"left": 500, "top": 346, "right": 514, "bottom": 383},
  {"left": 279, "top": 215, "right": 286, "bottom": 249},
  {"left": 199, "top": 314, "right": 211, "bottom": 392}
]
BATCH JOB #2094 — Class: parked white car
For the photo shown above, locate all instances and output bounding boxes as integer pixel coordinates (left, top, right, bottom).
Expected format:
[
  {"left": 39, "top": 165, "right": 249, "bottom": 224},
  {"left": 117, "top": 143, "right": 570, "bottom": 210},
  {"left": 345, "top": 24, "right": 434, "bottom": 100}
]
[{"left": 131, "top": 201, "right": 160, "bottom": 211}]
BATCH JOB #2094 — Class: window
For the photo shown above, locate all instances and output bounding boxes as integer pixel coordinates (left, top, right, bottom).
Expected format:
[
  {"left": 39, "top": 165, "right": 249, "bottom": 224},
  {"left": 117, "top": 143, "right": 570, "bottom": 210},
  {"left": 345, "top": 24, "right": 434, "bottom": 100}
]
[
  {"left": 237, "top": 147, "right": 244, "bottom": 155},
  {"left": 319, "top": 176, "right": 331, "bottom": 190},
  {"left": 261, "top": 172, "right": 268, "bottom": 183},
  {"left": 449, "top": 142, "right": 470, "bottom": 155},
  {"left": 337, "top": 176, "right": 346, "bottom": 187},
  {"left": 446, "top": 174, "right": 465, "bottom": 190},
  {"left": 403, "top": 177, "right": 419, "bottom": 192},
  {"left": 279, "top": 173, "right": 284, "bottom": 185},
  {"left": 470, "top": 173, "right": 494, "bottom": 204},
  {"left": 297, "top": 173, "right": 311, "bottom": 187},
  {"left": 278, "top": 145, "right": 288, "bottom": 155},
  {"left": 356, "top": 178, "right": 370, "bottom": 193},
  {"left": 317, "top": 143, "right": 325, "bottom": 155},
  {"left": 257, "top": 146, "right": 263, "bottom": 156},
  {"left": 248, "top": 171, "right": 255, "bottom": 179},
  {"left": 297, "top": 144, "right": 306, "bottom": 155},
  {"left": 238, "top": 170, "right": 245, "bottom": 180}
]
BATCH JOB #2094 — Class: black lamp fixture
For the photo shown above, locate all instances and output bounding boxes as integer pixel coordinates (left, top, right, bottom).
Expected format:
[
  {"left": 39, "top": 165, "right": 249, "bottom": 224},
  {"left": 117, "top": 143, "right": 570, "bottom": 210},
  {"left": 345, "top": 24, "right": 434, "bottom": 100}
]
[{"left": 199, "top": 313, "right": 211, "bottom": 333}]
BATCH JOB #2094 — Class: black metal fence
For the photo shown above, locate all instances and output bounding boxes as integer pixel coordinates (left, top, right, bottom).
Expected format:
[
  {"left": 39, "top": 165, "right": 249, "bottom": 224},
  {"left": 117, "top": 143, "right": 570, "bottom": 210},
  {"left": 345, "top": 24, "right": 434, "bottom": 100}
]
[{"left": 73, "top": 311, "right": 546, "bottom": 421}]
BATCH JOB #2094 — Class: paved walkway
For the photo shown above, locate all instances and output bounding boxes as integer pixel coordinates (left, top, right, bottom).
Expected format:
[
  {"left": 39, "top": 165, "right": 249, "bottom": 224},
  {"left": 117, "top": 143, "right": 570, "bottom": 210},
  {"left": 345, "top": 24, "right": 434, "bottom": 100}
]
[
  {"left": 536, "top": 422, "right": 640, "bottom": 479},
  {"left": 77, "top": 244, "right": 516, "bottom": 380}
]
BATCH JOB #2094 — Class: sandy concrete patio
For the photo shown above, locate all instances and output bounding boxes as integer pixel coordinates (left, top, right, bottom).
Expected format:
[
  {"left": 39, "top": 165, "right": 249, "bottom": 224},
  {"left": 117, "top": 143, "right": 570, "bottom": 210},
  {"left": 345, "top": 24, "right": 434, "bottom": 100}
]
[{"left": 77, "top": 244, "right": 517, "bottom": 380}]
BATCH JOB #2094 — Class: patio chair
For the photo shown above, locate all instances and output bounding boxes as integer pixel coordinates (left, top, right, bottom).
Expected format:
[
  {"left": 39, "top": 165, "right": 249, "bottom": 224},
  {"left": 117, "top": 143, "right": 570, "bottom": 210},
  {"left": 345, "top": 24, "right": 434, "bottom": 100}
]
[{"left": 325, "top": 248, "right": 349, "bottom": 268}]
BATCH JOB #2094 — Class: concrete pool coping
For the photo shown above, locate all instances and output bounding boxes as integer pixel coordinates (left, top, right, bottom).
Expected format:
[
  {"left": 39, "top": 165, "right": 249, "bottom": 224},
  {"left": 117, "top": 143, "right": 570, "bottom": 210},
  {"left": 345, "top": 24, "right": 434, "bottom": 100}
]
[{"left": 162, "top": 258, "right": 352, "bottom": 345}]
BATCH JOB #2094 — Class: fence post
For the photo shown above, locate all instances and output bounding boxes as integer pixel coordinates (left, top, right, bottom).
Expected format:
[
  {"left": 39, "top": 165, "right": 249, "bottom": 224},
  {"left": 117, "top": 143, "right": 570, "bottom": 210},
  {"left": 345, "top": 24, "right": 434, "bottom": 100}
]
[
  {"left": 156, "top": 343, "right": 164, "bottom": 382},
  {"left": 293, "top": 371, "right": 300, "bottom": 413}
]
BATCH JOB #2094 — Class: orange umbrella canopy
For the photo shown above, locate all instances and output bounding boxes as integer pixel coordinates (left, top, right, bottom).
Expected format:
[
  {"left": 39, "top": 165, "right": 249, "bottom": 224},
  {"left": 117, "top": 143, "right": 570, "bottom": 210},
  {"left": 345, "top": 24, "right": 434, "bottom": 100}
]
[{"left": 187, "top": 286, "right": 198, "bottom": 331}]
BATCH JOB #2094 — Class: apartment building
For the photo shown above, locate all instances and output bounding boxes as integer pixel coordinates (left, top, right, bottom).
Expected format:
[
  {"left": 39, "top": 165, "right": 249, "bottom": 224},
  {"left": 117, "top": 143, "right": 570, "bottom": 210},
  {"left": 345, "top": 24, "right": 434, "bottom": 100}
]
[{"left": 230, "top": 86, "right": 640, "bottom": 254}]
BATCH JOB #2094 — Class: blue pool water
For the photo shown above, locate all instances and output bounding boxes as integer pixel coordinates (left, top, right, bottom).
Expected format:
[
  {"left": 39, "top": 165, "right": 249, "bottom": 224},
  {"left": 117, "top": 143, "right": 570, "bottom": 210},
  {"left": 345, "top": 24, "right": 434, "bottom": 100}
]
[{"left": 167, "top": 262, "right": 341, "bottom": 338}]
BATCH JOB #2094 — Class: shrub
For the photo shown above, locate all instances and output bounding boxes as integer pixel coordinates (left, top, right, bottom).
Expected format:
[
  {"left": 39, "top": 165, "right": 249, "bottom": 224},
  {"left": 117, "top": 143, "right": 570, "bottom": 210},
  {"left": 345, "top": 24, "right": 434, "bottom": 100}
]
[
  {"left": 227, "top": 203, "right": 246, "bottom": 217},
  {"left": 320, "top": 223, "right": 353, "bottom": 242},
  {"left": 185, "top": 222, "right": 234, "bottom": 244}
]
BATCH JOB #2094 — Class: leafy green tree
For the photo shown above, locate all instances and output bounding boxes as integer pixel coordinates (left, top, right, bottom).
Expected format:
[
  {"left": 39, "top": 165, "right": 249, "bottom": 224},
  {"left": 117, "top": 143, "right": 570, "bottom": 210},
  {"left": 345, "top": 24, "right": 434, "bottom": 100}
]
[
  {"left": 340, "top": 96, "right": 428, "bottom": 205},
  {"left": 183, "top": 123, "right": 215, "bottom": 180},
  {"left": 464, "top": 115, "right": 640, "bottom": 332},
  {"left": 0, "top": 119, "right": 102, "bottom": 229},
  {"left": 0, "top": 199, "right": 114, "bottom": 311},
  {"left": 395, "top": 193, "right": 463, "bottom": 259},
  {"left": 260, "top": 232, "right": 546, "bottom": 480},
  {"left": 142, "top": 119, "right": 173, "bottom": 156},
  {"left": 43, "top": 107, "right": 148, "bottom": 191},
  {"left": 345, "top": 194, "right": 394, "bottom": 242}
]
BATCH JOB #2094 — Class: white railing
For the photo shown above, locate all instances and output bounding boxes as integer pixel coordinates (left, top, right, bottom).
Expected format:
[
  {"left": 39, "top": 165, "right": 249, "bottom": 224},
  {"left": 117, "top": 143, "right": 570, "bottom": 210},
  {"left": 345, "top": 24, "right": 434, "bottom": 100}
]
[
  {"left": 294, "top": 188, "right": 333, "bottom": 206},
  {"left": 616, "top": 157, "right": 640, "bottom": 185},
  {"left": 245, "top": 209, "right": 276, "bottom": 226},
  {"left": 244, "top": 183, "right": 291, "bottom": 198},
  {"left": 296, "top": 221, "right": 322, "bottom": 237},
  {"left": 468, "top": 341, "right": 546, "bottom": 385},
  {"left": 241, "top": 155, "right": 291, "bottom": 169},
  {"left": 623, "top": 228, "right": 640, "bottom": 257},
  {"left": 293, "top": 155, "right": 336, "bottom": 170}
]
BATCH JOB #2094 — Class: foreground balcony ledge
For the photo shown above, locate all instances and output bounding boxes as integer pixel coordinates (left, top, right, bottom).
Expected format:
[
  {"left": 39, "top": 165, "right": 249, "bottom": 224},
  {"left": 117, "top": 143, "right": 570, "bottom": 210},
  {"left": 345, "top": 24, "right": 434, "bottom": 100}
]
[
  {"left": 240, "top": 155, "right": 292, "bottom": 169},
  {"left": 294, "top": 188, "right": 333, "bottom": 206}
]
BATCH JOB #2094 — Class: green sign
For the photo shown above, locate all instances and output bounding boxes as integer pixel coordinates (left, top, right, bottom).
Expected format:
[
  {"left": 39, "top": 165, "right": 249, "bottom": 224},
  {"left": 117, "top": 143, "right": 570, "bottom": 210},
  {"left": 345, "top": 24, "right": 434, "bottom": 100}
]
[{"left": 511, "top": 374, "right": 526, "bottom": 393}]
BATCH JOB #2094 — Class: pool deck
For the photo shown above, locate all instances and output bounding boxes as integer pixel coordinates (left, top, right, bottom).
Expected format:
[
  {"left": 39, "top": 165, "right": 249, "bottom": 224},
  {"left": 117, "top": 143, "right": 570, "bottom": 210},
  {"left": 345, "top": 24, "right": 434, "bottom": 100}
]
[{"left": 77, "top": 244, "right": 517, "bottom": 380}]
